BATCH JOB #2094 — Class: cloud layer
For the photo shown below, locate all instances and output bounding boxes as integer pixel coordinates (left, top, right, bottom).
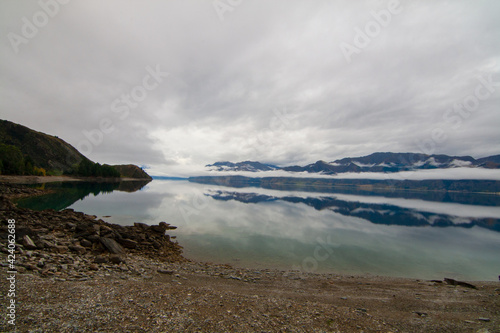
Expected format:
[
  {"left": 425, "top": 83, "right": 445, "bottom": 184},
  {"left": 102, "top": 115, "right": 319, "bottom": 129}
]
[{"left": 1, "top": 0, "right": 499, "bottom": 176}]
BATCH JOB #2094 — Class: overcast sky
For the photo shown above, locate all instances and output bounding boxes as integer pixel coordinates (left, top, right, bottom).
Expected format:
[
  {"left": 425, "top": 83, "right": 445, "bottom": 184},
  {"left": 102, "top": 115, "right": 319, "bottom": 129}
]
[{"left": 1, "top": 0, "right": 499, "bottom": 176}]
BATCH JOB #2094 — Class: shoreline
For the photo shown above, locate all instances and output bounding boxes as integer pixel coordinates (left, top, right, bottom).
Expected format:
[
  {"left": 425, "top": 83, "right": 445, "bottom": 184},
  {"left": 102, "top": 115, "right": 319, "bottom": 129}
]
[
  {"left": 1, "top": 185, "right": 499, "bottom": 331},
  {"left": 0, "top": 175, "right": 152, "bottom": 184}
]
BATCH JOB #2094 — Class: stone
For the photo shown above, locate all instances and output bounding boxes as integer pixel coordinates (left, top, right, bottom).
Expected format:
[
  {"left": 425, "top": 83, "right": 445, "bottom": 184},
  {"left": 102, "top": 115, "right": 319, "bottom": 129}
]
[
  {"left": 69, "top": 244, "right": 86, "bottom": 255},
  {"left": 109, "top": 254, "right": 124, "bottom": 264},
  {"left": 117, "top": 238, "right": 138, "bottom": 249},
  {"left": 54, "top": 245, "right": 69, "bottom": 254},
  {"left": 157, "top": 269, "right": 174, "bottom": 275},
  {"left": 149, "top": 222, "right": 176, "bottom": 233},
  {"left": 37, "top": 259, "right": 45, "bottom": 268},
  {"left": 80, "top": 239, "right": 92, "bottom": 248},
  {"left": 39, "top": 239, "right": 55, "bottom": 249},
  {"left": 161, "top": 222, "right": 177, "bottom": 230},
  {"left": 414, "top": 311, "right": 428, "bottom": 317},
  {"left": 444, "top": 278, "right": 477, "bottom": 289},
  {"left": 134, "top": 222, "right": 149, "bottom": 230},
  {"left": 94, "top": 255, "right": 108, "bottom": 264},
  {"left": 86, "top": 235, "right": 100, "bottom": 243},
  {"left": 100, "top": 225, "right": 113, "bottom": 233},
  {"left": 66, "top": 222, "right": 76, "bottom": 229},
  {"left": 100, "top": 237, "right": 125, "bottom": 254},
  {"left": 23, "top": 235, "right": 37, "bottom": 250}
]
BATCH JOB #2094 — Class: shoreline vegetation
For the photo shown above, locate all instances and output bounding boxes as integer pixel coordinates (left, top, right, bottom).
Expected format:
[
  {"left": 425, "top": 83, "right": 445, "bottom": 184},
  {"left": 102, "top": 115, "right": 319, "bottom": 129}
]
[
  {"left": 0, "top": 174, "right": 153, "bottom": 185},
  {"left": 0, "top": 181, "right": 499, "bottom": 331}
]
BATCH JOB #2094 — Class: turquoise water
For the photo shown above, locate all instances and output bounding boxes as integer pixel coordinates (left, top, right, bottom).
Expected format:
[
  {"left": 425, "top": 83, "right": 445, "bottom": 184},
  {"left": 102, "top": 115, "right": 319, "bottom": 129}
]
[{"left": 17, "top": 179, "right": 500, "bottom": 281}]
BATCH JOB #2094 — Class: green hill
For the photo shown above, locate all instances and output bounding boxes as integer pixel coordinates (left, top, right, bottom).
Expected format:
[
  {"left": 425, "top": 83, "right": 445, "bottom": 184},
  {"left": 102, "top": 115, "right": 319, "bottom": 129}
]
[
  {"left": 112, "top": 164, "right": 152, "bottom": 180},
  {"left": 0, "top": 119, "right": 151, "bottom": 179}
]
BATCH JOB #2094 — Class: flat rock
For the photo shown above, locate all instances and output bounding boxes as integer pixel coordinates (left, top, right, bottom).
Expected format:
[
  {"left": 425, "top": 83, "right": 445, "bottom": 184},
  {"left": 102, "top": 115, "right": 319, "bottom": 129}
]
[
  {"left": 117, "top": 238, "right": 138, "bottom": 249},
  {"left": 157, "top": 269, "right": 174, "bottom": 275},
  {"left": 100, "top": 237, "right": 125, "bottom": 254},
  {"left": 23, "top": 235, "right": 37, "bottom": 250},
  {"left": 69, "top": 244, "right": 86, "bottom": 255},
  {"left": 444, "top": 278, "right": 477, "bottom": 289},
  {"left": 94, "top": 255, "right": 108, "bottom": 264}
]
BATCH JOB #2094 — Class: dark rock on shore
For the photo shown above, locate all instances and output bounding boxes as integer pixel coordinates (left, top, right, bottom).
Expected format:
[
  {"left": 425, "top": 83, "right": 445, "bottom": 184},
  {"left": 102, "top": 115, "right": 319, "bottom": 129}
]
[
  {"left": 0, "top": 193, "right": 183, "bottom": 282},
  {"left": 444, "top": 277, "right": 477, "bottom": 289}
]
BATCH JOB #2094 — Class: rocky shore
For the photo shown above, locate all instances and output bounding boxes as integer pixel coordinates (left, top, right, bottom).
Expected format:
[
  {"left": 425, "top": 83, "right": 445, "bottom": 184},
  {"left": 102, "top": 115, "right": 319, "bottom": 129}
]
[{"left": 1, "top": 183, "right": 499, "bottom": 332}]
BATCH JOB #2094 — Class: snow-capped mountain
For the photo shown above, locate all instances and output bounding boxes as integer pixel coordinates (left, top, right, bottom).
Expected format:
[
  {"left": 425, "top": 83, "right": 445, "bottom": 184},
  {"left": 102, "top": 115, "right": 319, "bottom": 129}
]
[
  {"left": 206, "top": 161, "right": 280, "bottom": 172},
  {"left": 207, "top": 152, "right": 500, "bottom": 175}
]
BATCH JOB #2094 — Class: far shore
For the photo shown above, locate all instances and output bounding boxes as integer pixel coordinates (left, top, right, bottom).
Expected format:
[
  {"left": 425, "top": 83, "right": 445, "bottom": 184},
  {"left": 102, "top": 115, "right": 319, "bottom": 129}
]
[{"left": 0, "top": 175, "right": 151, "bottom": 184}]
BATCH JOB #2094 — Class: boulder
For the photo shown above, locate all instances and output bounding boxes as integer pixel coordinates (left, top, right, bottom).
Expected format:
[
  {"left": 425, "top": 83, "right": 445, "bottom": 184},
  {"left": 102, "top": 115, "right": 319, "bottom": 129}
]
[
  {"left": 149, "top": 222, "right": 176, "bottom": 233},
  {"left": 109, "top": 254, "right": 124, "bottom": 264},
  {"left": 80, "top": 239, "right": 92, "bottom": 248},
  {"left": 444, "top": 278, "right": 477, "bottom": 289},
  {"left": 134, "top": 222, "right": 149, "bottom": 230},
  {"left": 117, "top": 238, "right": 138, "bottom": 249},
  {"left": 22, "top": 235, "right": 37, "bottom": 250},
  {"left": 100, "top": 237, "right": 125, "bottom": 254}
]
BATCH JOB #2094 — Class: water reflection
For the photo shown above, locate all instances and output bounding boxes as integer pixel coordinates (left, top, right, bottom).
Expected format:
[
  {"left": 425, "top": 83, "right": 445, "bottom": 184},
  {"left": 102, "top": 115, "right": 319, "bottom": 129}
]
[
  {"left": 16, "top": 180, "right": 151, "bottom": 211},
  {"left": 206, "top": 190, "right": 500, "bottom": 232},
  {"left": 15, "top": 179, "right": 500, "bottom": 281}
]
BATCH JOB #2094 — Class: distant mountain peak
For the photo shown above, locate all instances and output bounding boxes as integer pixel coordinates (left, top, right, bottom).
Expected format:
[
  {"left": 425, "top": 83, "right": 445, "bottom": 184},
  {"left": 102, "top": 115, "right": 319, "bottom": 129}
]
[
  {"left": 206, "top": 161, "right": 279, "bottom": 172},
  {"left": 207, "top": 152, "right": 500, "bottom": 174}
]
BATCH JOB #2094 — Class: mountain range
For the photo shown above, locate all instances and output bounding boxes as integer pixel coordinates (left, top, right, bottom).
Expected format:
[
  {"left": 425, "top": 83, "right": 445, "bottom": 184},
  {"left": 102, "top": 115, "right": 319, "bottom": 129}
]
[{"left": 207, "top": 152, "right": 500, "bottom": 175}]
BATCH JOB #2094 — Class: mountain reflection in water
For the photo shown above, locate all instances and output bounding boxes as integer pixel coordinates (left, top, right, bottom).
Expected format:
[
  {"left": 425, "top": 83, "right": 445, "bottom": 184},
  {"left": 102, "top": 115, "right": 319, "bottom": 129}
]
[{"left": 206, "top": 190, "right": 500, "bottom": 232}]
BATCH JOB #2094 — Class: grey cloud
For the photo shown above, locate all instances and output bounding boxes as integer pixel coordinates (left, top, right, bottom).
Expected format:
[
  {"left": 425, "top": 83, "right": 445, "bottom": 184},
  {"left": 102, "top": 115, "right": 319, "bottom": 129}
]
[{"left": 1, "top": 0, "right": 499, "bottom": 176}]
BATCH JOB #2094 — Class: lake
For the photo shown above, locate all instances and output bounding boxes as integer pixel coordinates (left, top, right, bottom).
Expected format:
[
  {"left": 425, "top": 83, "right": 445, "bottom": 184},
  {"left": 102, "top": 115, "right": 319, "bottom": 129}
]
[{"left": 16, "top": 179, "right": 500, "bottom": 281}]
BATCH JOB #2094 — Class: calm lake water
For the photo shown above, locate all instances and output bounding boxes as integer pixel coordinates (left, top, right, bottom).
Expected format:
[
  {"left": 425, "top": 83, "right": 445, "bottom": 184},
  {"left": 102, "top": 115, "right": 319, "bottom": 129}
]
[{"left": 17, "top": 179, "right": 500, "bottom": 281}]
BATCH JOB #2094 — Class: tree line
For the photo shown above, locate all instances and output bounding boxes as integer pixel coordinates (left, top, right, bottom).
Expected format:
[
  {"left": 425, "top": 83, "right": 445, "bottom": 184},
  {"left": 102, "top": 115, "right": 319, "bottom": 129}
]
[
  {"left": 69, "top": 158, "right": 121, "bottom": 178},
  {"left": 0, "top": 143, "right": 120, "bottom": 178},
  {"left": 0, "top": 143, "right": 46, "bottom": 176}
]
